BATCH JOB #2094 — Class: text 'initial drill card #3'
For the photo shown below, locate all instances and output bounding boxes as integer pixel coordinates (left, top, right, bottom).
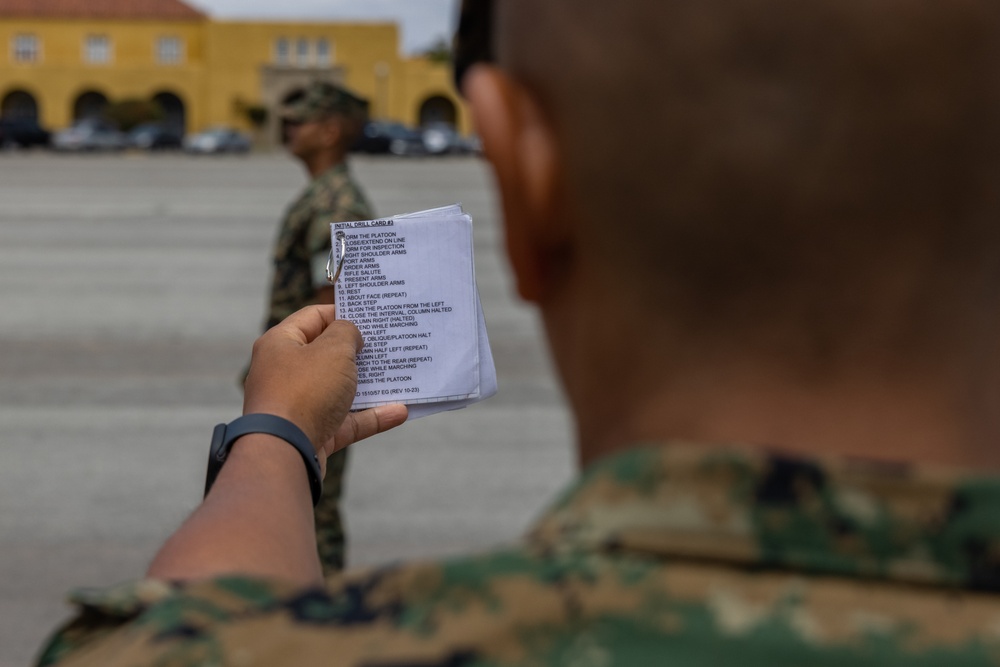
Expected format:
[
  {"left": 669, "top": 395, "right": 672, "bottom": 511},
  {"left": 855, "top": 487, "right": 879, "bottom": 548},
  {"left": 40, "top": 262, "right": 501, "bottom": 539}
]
[{"left": 332, "top": 205, "right": 497, "bottom": 419}]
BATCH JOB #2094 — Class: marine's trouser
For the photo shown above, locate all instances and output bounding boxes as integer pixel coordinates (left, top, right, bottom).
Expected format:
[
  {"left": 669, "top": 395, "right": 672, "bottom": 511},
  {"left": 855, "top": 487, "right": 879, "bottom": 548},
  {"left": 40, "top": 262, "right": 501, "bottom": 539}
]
[{"left": 314, "top": 447, "right": 349, "bottom": 574}]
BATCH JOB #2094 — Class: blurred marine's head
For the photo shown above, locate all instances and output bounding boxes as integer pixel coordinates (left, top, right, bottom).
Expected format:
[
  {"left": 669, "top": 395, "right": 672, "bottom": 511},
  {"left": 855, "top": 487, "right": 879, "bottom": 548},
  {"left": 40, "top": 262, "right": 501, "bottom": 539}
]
[
  {"left": 458, "top": 0, "right": 1000, "bottom": 372},
  {"left": 282, "top": 81, "right": 369, "bottom": 161}
]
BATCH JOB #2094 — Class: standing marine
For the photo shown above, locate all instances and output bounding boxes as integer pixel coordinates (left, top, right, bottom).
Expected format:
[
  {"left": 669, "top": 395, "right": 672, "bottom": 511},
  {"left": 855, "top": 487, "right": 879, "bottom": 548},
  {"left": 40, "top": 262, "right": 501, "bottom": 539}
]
[{"left": 262, "top": 80, "right": 373, "bottom": 573}]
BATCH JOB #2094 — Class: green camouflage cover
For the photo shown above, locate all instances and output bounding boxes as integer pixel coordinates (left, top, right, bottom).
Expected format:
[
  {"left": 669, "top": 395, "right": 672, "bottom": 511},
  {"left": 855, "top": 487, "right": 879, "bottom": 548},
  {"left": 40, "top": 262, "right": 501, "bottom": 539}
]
[
  {"left": 37, "top": 443, "right": 1000, "bottom": 666},
  {"left": 267, "top": 160, "right": 373, "bottom": 573},
  {"left": 282, "top": 82, "right": 370, "bottom": 124},
  {"left": 266, "top": 161, "right": 373, "bottom": 329}
]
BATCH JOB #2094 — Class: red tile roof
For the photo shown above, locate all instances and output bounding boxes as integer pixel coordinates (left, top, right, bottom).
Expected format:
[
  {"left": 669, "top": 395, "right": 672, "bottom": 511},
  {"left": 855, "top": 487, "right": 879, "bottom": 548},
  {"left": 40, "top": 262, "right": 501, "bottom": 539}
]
[{"left": 0, "top": 0, "right": 206, "bottom": 20}]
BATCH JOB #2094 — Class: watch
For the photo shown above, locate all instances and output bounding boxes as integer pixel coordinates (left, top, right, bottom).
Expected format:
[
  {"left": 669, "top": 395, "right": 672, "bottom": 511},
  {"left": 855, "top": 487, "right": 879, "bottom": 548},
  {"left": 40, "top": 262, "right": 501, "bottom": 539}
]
[{"left": 204, "top": 414, "right": 324, "bottom": 506}]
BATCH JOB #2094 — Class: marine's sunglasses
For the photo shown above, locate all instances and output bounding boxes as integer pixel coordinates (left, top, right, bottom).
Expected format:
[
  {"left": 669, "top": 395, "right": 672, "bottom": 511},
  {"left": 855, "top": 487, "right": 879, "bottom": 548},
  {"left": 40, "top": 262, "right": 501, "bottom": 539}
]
[{"left": 453, "top": 0, "right": 495, "bottom": 94}]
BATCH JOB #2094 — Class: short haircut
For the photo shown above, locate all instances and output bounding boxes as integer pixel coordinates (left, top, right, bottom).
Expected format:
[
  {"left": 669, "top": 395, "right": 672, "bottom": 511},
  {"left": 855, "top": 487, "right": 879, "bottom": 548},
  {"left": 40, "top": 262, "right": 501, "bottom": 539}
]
[{"left": 498, "top": 0, "right": 1000, "bottom": 358}]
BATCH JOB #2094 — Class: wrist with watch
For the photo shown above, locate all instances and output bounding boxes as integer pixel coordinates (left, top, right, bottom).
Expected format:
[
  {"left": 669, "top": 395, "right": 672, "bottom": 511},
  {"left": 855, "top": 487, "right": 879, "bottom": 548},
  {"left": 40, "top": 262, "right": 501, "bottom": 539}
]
[{"left": 204, "top": 414, "right": 324, "bottom": 506}]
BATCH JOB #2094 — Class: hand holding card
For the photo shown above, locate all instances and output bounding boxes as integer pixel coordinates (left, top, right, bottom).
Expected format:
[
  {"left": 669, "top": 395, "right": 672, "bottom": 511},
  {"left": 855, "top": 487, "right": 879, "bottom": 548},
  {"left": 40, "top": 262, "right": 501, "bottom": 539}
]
[{"left": 331, "top": 205, "right": 497, "bottom": 419}]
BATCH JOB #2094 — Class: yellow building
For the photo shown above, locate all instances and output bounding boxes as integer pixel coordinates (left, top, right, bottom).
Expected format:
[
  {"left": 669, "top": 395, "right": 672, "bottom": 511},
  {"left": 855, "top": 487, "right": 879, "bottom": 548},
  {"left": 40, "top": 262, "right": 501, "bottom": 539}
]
[{"left": 0, "top": 0, "right": 468, "bottom": 146}]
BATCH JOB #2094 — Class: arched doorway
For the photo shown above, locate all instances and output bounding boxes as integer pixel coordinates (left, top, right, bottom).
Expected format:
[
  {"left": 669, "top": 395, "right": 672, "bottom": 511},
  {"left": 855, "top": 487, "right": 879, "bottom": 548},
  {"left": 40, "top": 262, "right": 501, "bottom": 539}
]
[
  {"left": 73, "top": 90, "right": 109, "bottom": 122},
  {"left": 152, "top": 91, "right": 186, "bottom": 133},
  {"left": 418, "top": 95, "right": 457, "bottom": 127},
  {"left": 278, "top": 88, "right": 306, "bottom": 145},
  {"left": 1, "top": 89, "right": 39, "bottom": 121}
]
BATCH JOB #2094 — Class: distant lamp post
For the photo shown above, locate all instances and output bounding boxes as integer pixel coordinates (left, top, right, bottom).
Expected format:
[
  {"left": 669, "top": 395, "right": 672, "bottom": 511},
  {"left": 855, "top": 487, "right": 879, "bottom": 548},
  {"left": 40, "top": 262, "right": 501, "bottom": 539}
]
[{"left": 374, "top": 62, "right": 390, "bottom": 119}]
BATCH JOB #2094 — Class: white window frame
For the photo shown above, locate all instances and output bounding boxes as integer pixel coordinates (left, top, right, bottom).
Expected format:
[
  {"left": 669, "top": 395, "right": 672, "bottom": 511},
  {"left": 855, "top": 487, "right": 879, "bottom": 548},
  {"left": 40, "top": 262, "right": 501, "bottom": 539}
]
[
  {"left": 12, "top": 34, "right": 40, "bottom": 64},
  {"left": 296, "top": 37, "right": 310, "bottom": 66},
  {"left": 275, "top": 37, "right": 290, "bottom": 65},
  {"left": 84, "top": 34, "right": 112, "bottom": 65},
  {"left": 156, "top": 36, "right": 184, "bottom": 65},
  {"left": 316, "top": 38, "right": 333, "bottom": 66}
]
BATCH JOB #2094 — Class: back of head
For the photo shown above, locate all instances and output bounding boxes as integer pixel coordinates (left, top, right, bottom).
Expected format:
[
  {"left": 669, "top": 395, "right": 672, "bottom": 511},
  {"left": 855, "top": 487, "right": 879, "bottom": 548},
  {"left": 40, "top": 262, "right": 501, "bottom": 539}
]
[{"left": 497, "top": 0, "right": 1000, "bottom": 361}]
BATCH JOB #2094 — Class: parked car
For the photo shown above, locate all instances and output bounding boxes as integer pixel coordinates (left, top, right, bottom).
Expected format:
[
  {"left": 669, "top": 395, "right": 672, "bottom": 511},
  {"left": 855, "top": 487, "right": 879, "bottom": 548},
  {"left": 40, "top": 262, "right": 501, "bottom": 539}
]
[
  {"left": 421, "top": 122, "right": 465, "bottom": 155},
  {"left": 352, "top": 121, "right": 426, "bottom": 156},
  {"left": 0, "top": 117, "right": 51, "bottom": 148},
  {"left": 52, "top": 119, "right": 128, "bottom": 152},
  {"left": 461, "top": 134, "right": 483, "bottom": 155},
  {"left": 128, "top": 123, "right": 183, "bottom": 151},
  {"left": 183, "top": 127, "right": 252, "bottom": 154}
]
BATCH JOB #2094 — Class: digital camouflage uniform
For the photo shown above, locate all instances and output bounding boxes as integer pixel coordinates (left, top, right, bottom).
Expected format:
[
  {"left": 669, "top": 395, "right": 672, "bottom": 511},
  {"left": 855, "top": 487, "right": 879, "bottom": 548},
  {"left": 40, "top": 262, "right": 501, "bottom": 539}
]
[
  {"left": 266, "top": 160, "right": 373, "bottom": 573},
  {"left": 37, "top": 442, "right": 1000, "bottom": 666}
]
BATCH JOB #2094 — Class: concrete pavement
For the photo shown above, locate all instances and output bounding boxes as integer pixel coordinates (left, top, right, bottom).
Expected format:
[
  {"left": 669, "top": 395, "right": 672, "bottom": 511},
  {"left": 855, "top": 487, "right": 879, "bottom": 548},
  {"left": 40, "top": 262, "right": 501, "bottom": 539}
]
[{"left": 0, "top": 153, "right": 574, "bottom": 666}]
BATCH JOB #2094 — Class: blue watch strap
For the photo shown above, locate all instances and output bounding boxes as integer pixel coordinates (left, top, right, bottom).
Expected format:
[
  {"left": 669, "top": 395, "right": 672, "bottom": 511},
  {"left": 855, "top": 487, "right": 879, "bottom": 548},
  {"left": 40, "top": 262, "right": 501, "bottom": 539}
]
[{"left": 205, "top": 414, "right": 324, "bottom": 507}]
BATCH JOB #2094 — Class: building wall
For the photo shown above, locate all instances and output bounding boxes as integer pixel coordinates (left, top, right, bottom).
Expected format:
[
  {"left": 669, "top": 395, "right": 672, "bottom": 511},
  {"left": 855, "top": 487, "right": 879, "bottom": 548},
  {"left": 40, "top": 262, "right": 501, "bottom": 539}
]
[
  {"left": 0, "top": 18, "right": 206, "bottom": 130},
  {"left": 398, "top": 57, "right": 466, "bottom": 131},
  {"left": 204, "top": 21, "right": 402, "bottom": 139},
  {"left": 0, "top": 14, "right": 470, "bottom": 144}
]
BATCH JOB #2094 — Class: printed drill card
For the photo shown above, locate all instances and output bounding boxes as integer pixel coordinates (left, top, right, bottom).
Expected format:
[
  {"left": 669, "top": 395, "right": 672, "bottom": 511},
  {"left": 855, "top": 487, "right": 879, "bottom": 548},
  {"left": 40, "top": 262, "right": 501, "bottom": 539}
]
[{"left": 331, "top": 205, "right": 497, "bottom": 418}]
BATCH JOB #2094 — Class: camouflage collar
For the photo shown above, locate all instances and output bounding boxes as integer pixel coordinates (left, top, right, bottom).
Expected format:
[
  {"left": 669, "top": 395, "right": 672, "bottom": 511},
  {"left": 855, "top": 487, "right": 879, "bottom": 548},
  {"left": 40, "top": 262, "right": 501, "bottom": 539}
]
[
  {"left": 311, "top": 161, "right": 350, "bottom": 184},
  {"left": 298, "top": 162, "right": 351, "bottom": 201},
  {"left": 528, "top": 443, "right": 1000, "bottom": 591}
]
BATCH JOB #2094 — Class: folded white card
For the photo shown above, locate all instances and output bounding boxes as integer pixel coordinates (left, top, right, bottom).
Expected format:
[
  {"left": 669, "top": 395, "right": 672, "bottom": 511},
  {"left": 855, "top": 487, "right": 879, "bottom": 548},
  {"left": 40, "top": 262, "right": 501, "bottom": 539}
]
[{"left": 332, "top": 205, "right": 497, "bottom": 419}]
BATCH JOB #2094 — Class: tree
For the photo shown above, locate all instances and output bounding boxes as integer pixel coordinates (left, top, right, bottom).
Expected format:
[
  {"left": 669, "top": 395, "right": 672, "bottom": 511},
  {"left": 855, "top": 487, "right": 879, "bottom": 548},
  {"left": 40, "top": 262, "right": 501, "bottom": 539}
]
[
  {"left": 244, "top": 105, "right": 269, "bottom": 128},
  {"left": 421, "top": 37, "right": 452, "bottom": 64},
  {"left": 104, "top": 98, "right": 163, "bottom": 132},
  {"left": 233, "top": 98, "right": 269, "bottom": 128}
]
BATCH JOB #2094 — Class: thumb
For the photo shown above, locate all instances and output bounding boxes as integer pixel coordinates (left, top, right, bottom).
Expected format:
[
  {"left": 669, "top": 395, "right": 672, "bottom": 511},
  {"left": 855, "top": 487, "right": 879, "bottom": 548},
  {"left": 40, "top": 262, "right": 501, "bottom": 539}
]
[{"left": 326, "top": 404, "right": 409, "bottom": 454}]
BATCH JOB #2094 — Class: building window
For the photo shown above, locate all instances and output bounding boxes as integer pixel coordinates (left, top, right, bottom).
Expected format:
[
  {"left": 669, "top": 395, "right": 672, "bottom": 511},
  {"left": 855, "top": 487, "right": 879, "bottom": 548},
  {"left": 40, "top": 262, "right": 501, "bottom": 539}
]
[
  {"left": 84, "top": 35, "right": 111, "bottom": 64},
  {"left": 156, "top": 36, "right": 184, "bottom": 64},
  {"left": 12, "top": 34, "right": 40, "bottom": 63},
  {"left": 275, "top": 38, "right": 290, "bottom": 65},
  {"left": 296, "top": 38, "right": 310, "bottom": 66},
  {"left": 316, "top": 38, "right": 332, "bottom": 66}
]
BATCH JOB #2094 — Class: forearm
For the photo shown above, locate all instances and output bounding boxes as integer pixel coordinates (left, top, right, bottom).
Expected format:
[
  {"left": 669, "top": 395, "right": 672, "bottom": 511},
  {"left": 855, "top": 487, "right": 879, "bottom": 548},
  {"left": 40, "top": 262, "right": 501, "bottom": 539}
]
[
  {"left": 145, "top": 308, "right": 406, "bottom": 588},
  {"left": 147, "top": 434, "right": 323, "bottom": 587}
]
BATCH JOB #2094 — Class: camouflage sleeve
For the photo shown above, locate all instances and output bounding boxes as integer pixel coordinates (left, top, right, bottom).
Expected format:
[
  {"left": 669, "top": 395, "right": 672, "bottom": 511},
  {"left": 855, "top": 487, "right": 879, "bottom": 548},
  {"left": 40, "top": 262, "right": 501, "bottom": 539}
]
[
  {"left": 35, "top": 580, "right": 175, "bottom": 666},
  {"left": 33, "top": 545, "right": 1000, "bottom": 667},
  {"left": 34, "top": 577, "right": 302, "bottom": 667},
  {"left": 34, "top": 554, "right": 571, "bottom": 667},
  {"left": 304, "top": 180, "right": 374, "bottom": 257}
]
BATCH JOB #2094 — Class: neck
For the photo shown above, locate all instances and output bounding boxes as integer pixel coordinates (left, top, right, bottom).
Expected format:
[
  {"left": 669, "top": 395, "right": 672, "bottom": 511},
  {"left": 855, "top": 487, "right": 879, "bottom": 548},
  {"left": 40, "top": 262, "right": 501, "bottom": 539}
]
[
  {"left": 303, "top": 150, "right": 345, "bottom": 179},
  {"left": 546, "top": 285, "right": 1000, "bottom": 471},
  {"left": 584, "top": 359, "right": 998, "bottom": 469}
]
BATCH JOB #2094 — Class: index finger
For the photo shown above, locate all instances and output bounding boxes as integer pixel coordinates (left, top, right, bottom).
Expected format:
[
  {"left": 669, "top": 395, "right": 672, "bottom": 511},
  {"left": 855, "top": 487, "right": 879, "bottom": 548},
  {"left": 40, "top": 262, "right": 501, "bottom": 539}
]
[{"left": 272, "top": 305, "right": 338, "bottom": 346}]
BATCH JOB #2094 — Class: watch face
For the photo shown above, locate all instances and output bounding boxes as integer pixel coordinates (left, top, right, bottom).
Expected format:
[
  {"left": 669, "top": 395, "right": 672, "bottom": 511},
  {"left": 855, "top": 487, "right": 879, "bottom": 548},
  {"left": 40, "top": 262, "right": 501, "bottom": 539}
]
[{"left": 204, "top": 423, "right": 229, "bottom": 497}]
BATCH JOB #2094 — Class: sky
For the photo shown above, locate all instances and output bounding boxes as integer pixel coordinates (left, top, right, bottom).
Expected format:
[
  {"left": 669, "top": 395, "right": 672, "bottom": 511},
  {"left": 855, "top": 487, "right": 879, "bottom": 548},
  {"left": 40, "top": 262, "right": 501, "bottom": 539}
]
[{"left": 186, "top": 0, "right": 457, "bottom": 54}]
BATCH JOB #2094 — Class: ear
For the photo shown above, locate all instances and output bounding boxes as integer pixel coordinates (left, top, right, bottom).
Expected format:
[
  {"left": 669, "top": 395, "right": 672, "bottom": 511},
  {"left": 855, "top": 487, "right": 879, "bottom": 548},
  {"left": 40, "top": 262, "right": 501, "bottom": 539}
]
[
  {"left": 464, "top": 65, "right": 567, "bottom": 303},
  {"left": 321, "top": 117, "right": 344, "bottom": 149}
]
